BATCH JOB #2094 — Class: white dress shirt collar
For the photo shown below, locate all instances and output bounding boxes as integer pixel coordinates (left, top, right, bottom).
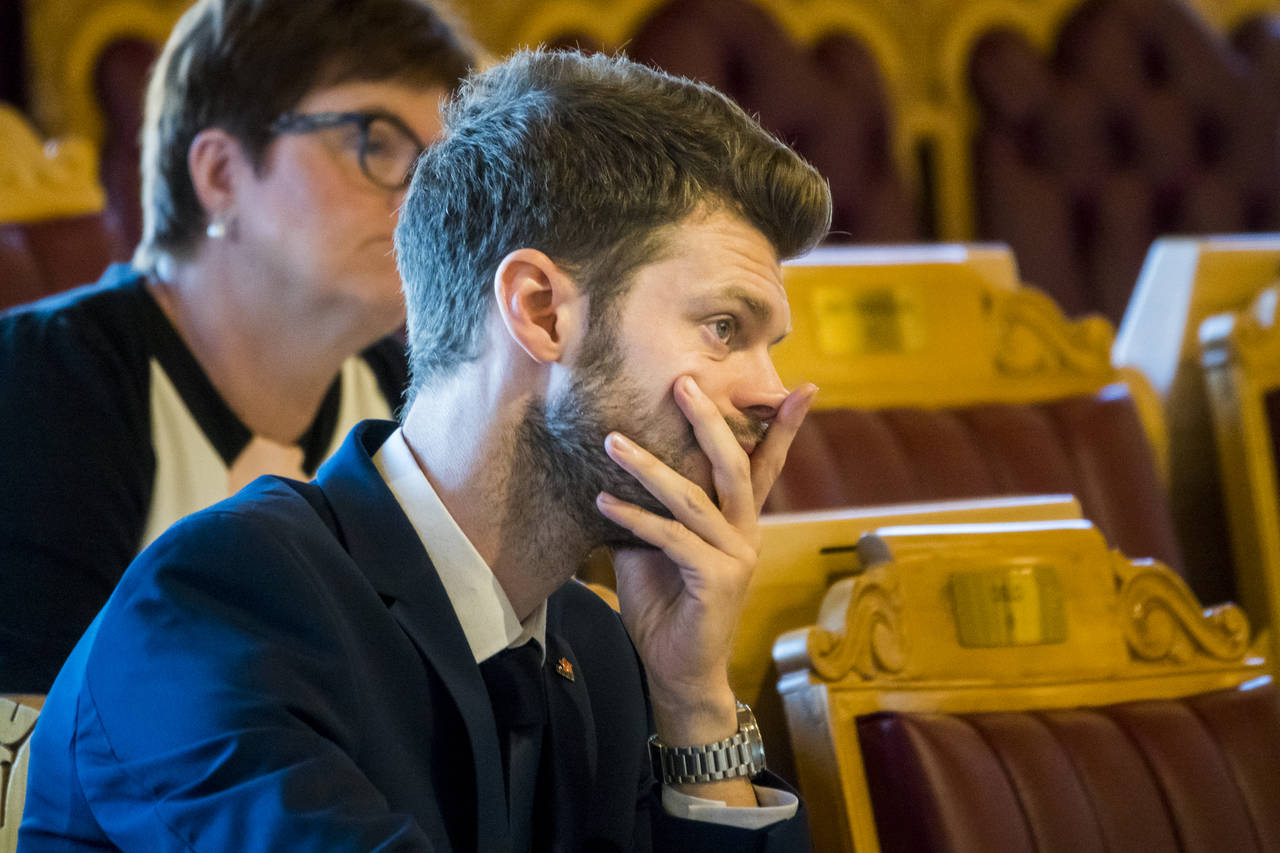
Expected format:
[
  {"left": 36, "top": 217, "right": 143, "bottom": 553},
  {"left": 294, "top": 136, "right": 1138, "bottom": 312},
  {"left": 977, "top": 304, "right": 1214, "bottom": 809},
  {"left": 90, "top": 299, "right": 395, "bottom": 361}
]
[{"left": 372, "top": 427, "right": 546, "bottom": 663}]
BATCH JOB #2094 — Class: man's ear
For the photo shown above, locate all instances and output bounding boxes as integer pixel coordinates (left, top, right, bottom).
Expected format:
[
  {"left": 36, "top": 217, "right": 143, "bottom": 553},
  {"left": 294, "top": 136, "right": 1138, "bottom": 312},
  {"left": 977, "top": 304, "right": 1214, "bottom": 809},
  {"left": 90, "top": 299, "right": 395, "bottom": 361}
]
[
  {"left": 494, "top": 248, "right": 584, "bottom": 363},
  {"left": 187, "top": 128, "right": 249, "bottom": 226}
]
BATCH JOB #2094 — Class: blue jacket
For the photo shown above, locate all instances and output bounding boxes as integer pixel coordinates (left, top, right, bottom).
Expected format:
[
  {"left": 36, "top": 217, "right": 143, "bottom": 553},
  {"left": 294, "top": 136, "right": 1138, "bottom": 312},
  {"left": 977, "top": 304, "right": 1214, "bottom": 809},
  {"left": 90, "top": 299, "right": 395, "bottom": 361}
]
[{"left": 21, "top": 420, "right": 809, "bottom": 851}]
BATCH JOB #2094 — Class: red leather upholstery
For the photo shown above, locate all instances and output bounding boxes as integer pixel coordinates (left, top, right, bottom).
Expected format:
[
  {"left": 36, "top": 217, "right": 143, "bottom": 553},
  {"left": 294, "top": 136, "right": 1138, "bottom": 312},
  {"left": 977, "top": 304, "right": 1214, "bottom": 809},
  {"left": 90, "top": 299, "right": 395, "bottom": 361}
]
[
  {"left": 858, "top": 682, "right": 1280, "bottom": 853},
  {"left": 0, "top": 228, "right": 47, "bottom": 311},
  {"left": 970, "top": 0, "right": 1280, "bottom": 324},
  {"left": 768, "top": 385, "right": 1184, "bottom": 575},
  {"left": 0, "top": 215, "right": 120, "bottom": 312},
  {"left": 1187, "top": 686, "right": 1280, "bottom": 849}
]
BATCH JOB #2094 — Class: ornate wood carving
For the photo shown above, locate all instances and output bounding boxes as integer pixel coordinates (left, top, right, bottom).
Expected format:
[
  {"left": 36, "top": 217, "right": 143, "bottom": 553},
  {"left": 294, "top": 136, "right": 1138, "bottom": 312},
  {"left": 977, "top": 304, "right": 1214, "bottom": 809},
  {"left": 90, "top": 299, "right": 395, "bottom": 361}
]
[
  {"left": 1116, "top": 555, "right": 1252, "bottom": 664},
  {"left": 801, "top": 570, "right": 909, "bottom": 682},
  {"left": 994, "top": 287, "right": 1115, "bottom": 379}
]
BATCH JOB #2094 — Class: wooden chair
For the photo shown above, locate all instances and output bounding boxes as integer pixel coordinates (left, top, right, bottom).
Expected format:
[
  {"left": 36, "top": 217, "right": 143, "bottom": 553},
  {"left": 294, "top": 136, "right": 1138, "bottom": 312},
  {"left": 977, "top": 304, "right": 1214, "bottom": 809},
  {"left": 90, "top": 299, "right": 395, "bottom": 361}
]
[
  {"left": 579, "top": 489, "right": 1084, "bottom": 782},
  {"left": 0, "top": 103, "right": 116, "bottom": 311},
  {"left": 768, "top": 244, "right": 1185, "bottom": 586},
  {"left": 0, "top": 695, "right": 43, "bottom": 853},
  {"left": 744, "top": 493, "right": 1082, "bottom": 782},
  {"left": 772, "top": 520, "right": 1270, "bottom": 853},
  {"left": 25, "top": 0, "right": 183, "bottom": 251},
  {"left": 1201, "top": 285, "right": 1280, "bottom": 674},
  {"left": 1116, "top": 235, "right": 1280, "bottom": 608}
]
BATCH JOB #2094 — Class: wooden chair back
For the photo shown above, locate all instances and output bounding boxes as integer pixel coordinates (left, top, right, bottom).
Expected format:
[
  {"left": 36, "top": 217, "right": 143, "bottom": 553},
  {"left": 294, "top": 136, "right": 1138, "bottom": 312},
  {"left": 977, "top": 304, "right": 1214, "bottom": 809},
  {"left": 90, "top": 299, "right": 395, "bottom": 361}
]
[
  {"left": 1202, "top": 284, "right": 1280, "bottom": 673},
  {"left": 772, "top": 520, "right": 1268, "bottom": 853},
  {"left": 0, "top": 103, "right": 116, "bottom": 310},
  {"left": 1117, "top": 235, "right": 1280, "bottom": 607}
]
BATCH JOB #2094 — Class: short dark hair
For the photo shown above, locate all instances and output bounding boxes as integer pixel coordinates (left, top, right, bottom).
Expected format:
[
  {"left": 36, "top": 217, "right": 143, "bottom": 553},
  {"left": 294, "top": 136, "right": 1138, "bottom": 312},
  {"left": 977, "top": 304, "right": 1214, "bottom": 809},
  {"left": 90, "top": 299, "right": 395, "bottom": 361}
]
[
  {"left": 134, "top": 0, "right": 475, "bottom": 275},
  {"left": 396, "top": 49, "right": 832, "bottom": 389}
]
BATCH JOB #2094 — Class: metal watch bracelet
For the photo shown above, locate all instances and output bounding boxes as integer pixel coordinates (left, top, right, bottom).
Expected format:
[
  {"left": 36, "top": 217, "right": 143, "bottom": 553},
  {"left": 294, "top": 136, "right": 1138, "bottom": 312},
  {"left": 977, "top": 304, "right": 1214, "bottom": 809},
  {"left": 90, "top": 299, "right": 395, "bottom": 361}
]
[{"left": 648, "top": 700, "right": 767, "bottom": 785}]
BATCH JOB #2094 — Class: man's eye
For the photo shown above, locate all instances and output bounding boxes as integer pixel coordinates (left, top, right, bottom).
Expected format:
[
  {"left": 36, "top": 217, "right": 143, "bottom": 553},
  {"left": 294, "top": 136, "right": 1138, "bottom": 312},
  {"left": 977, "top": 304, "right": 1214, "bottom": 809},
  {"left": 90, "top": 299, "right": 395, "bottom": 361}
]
[{"left": 709, "top": 317, "right": 735, "bottom": 344}]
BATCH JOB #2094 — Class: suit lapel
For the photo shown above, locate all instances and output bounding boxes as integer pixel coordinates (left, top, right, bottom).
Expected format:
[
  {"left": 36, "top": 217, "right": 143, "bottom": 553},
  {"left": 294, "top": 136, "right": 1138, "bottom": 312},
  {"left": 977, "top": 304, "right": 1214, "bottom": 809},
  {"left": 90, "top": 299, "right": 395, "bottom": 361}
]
[
  {"left": 540, "top": 631, "right": 598, "bottom": 849},
  {"left": 314, "top": 421, "right": 509, "bottom": 850}
]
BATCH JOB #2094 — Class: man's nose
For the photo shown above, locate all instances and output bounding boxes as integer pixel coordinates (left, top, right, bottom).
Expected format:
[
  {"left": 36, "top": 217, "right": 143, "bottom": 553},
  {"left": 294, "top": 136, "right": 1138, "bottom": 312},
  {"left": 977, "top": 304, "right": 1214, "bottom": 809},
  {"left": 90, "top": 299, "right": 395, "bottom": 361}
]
[{"left": 732, "top": 351, "right": 789, "bottom": 423}]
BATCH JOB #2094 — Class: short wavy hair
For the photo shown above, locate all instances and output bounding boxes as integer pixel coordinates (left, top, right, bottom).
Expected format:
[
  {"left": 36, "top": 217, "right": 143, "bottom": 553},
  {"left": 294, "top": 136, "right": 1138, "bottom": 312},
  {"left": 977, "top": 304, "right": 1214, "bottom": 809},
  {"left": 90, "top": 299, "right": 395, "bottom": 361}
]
[
  {"left": 396, "top": 49, "right": 832, "bottom": 392},
  {"left": 133, "top": 0, "right": 475, "bottom": 276}
]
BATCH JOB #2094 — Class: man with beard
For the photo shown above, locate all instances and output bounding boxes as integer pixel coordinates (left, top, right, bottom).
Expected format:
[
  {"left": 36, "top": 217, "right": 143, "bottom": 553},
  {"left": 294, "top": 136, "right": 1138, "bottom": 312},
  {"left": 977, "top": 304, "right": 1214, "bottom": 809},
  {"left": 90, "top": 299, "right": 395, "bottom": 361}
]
[{"left": 21, "top": 50, "right": 832, "bottom": 851}]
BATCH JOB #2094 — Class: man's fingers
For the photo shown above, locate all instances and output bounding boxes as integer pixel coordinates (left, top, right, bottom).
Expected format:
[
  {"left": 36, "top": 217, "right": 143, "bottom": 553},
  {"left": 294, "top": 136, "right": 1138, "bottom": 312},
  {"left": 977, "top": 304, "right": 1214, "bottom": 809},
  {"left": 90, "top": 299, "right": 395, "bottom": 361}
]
[
  {"left": 672, "top": 376, "right": 754, "bottom": 530},
  {"left": 749, "top": 383, "right": 817, "bottom": 514},
  {"left": 603, "top": 432, "right": 743, "bottom": 554},
  {"left": 597, "top": 491, "right": 752, "bottom": 578}
]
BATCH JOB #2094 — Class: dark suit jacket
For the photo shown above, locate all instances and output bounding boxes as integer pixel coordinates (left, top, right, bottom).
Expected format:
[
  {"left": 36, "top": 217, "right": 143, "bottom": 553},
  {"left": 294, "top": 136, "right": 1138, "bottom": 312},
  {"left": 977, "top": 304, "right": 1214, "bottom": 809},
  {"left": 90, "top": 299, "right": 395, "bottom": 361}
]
[{"left": 21, "top": 420, "right": 809, "bottom": 851}]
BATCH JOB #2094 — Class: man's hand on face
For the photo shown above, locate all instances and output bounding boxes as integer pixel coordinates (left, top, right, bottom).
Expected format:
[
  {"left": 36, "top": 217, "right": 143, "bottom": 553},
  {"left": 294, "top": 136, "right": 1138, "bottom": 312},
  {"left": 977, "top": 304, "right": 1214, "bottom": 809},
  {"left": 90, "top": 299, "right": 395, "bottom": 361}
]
[{"left": 595, "top": 375, "right": 816, "bottom": 801}]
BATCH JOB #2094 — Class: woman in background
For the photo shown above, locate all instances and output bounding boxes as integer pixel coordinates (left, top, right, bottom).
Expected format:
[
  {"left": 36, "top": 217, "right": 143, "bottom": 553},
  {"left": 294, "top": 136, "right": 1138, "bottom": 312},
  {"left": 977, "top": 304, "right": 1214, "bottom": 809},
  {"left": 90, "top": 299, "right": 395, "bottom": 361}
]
[{"left": 0, "top": 0, "right": 475, "bottom": 691}]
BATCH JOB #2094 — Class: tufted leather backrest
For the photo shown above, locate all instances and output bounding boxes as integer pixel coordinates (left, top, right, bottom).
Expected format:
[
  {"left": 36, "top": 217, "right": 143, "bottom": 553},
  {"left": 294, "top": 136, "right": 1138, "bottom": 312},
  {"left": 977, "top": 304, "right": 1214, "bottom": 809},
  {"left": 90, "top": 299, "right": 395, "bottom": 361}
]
[
  {"left": 547, "top": 0, "right": 920, "bottom": 244},
  {"left": 625, "top": 0, "right": 919, "bottom": 243},
  {"left": 970, "top": 0, "right": 1280, "bottom": 325},
  {"left": 860, "top": 683, "right": 1280, "bottom": 853},
  {"left": 770, "top": 389, "right": 1184, "bottom": 575}
]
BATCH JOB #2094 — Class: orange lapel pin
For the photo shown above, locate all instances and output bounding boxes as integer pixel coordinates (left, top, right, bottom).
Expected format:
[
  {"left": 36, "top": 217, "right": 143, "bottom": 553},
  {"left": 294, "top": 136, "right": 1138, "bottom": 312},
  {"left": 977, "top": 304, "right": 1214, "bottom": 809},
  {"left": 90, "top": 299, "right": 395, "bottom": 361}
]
[{"left": 555, "top": 656, "right": 575, "bottom": 681}]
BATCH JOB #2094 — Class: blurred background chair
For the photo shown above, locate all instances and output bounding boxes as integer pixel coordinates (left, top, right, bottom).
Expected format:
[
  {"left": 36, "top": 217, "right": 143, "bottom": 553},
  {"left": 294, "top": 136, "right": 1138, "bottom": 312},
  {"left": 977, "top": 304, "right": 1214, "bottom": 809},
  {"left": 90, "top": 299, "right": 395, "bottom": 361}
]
[
  {"left": 773, "top": 520, "right": 1271, "bottom": 853},
  {"left": 0, "top": 103, "right": 119, "bottom": 312},
  {"left": 1117, "top": 236, "right": 1280, "bottom": 607},
  {"left": 24, "top": 0, "right": 183, "bottom": 254},
  {"left": 1202, "top": 285, "right": 1280, "bottom": 676}
]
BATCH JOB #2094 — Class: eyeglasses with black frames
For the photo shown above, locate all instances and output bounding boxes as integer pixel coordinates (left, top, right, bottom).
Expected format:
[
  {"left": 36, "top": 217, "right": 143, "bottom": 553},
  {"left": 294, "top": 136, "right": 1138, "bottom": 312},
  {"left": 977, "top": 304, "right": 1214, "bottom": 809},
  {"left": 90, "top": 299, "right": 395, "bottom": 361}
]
[{"left": 269, "top": 110, "right": 426, "bottom": 191}]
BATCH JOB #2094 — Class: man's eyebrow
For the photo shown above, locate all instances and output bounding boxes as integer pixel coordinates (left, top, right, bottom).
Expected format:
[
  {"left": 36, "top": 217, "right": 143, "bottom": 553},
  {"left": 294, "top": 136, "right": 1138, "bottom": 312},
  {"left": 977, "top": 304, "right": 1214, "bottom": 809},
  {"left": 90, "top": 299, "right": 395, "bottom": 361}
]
[{"left": 719, "top": 286, "right": 772, "bottom": 325}]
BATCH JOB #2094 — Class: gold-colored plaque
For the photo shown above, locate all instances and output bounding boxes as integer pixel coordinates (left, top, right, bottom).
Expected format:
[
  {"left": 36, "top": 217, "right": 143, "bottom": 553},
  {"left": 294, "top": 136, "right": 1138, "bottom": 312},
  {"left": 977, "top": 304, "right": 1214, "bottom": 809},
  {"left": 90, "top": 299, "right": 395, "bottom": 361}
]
[{"left": 950, "top": 564, "right": 1067, "bottom": 648}]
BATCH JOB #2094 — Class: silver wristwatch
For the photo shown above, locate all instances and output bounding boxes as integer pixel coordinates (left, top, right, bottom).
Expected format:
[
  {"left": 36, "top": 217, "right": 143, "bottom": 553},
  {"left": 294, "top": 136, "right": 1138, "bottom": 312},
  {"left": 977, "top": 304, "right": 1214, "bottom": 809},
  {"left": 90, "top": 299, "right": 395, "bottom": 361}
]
[{"left": 648, "top": 701, "right": 767, "bottom": 785}]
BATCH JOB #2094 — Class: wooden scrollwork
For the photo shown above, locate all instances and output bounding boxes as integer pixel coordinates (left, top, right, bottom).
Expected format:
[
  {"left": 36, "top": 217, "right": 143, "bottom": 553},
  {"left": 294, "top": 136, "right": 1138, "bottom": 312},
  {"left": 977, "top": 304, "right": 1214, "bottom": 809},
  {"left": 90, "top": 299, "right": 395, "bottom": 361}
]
[
  {"left": 993, "top": 287, "right": 1115, "bottom": 379},
  {"left": 1116, "top": 555, "right": 1251, "bottom": 664},
  {"left": 800, "top": 569, "right": 909, "bottom": 683}
]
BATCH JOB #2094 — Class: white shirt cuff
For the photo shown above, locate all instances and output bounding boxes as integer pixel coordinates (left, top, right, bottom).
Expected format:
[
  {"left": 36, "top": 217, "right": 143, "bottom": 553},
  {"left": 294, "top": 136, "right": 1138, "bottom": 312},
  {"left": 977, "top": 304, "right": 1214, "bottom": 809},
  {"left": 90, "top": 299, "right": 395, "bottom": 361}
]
[{"left": 661, "top": 783, "right": 799, "bottom": 829}]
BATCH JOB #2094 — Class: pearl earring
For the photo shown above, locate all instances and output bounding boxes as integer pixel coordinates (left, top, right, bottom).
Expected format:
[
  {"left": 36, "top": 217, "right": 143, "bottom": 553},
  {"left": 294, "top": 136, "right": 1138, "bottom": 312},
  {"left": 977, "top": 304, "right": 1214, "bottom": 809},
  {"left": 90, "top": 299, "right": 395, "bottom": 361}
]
[{"left": 206, "top": 217, "right": 228, "bottom": 239}]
